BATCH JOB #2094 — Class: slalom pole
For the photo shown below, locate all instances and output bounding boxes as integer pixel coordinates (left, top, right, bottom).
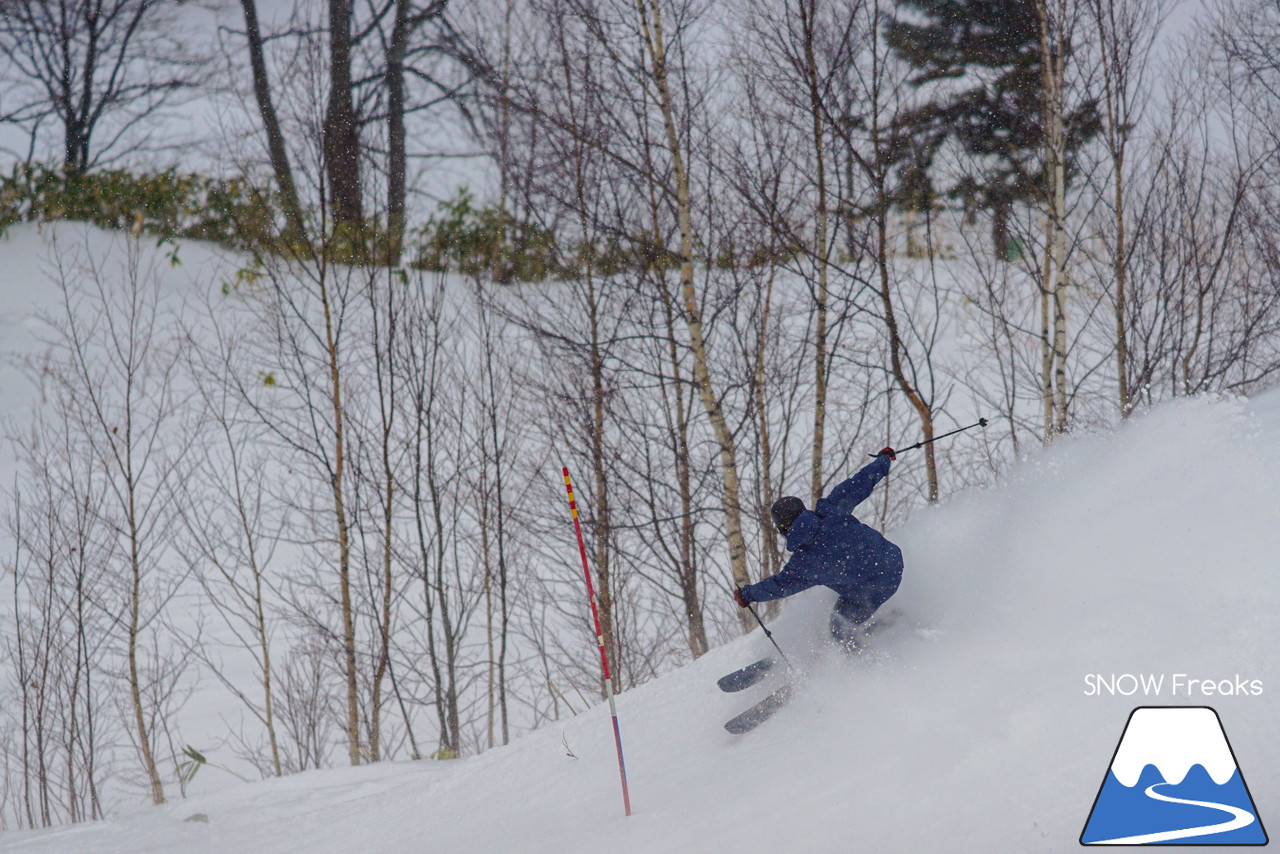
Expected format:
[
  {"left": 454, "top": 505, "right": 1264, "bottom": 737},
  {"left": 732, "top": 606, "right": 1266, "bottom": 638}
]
[
  {"left": 870, "top": 417, "right": 989, "bottom": 457},
  {"left": 562, "top": 467, "right": 632, "bottom": 818}
]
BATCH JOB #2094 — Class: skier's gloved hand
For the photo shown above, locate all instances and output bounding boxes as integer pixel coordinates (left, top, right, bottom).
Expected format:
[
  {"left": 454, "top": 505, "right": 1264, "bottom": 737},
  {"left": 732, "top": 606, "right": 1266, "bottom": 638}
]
[
  {"left": 878, "top": 446, "right": 897, "bottom": 461},
  {"left": 733, "top": 588, "right": 749, "bottom": 608}
]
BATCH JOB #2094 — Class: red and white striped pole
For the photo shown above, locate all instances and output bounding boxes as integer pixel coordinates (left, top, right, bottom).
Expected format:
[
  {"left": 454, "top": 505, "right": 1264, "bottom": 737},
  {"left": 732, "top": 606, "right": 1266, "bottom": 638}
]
[{"left": 562, "top": 466, "right": 632, "bottom": 817}]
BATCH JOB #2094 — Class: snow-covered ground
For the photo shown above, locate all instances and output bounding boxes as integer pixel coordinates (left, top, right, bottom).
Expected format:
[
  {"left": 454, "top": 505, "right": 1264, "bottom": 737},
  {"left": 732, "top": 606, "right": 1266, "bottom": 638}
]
[
  {"left": 0, "top": 222, "right": 230, "bottom": 484},
  {"left": 3, "top": 374, "right": 1276, "bottom": 851}
]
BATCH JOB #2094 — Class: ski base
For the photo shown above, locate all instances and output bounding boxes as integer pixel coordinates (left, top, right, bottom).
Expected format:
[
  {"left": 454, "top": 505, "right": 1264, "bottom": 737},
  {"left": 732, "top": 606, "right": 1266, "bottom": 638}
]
[
  {"left": 724, "top": 683, "right": 794, "bottom": 734},
  {"left": 717, "top": 657, "right": 776, "bottom": 693}
]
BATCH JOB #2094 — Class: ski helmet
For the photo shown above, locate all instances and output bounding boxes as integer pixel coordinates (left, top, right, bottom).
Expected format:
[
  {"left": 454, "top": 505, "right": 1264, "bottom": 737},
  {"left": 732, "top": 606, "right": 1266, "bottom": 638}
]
[{"left": 770, "top": 496, "right": 805, "bottom": 534}]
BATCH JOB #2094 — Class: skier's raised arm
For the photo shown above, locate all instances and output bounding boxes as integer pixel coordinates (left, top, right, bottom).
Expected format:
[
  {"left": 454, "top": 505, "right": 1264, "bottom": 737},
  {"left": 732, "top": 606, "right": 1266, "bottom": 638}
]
[{"left": 818, "top": 448, "right": 895, "bottom": 516}]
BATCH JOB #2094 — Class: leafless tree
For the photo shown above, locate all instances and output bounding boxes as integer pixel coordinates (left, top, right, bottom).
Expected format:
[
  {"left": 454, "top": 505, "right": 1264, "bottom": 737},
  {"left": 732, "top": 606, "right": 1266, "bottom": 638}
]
[
  {"left": 458, "top": 0, "right": 641, "bottom": 681},
  {"left": 1032, "top": 0, "right": 1083, "bottom": 437},
  {"left": 720, "top": 45, "right": 815, "bottom": 595},
  {"left": 394, "top": 271, "right": 474, "bottom": 757},
  {"left": 175, "top": 325, "right": 290, "bottom": 778},
  {"left": 373, "top": 0, "right": 457, "bottom": 263},
  {"left": 217, "top": 244, "right": 366, "bottom": 766},
  {"left": 1082, "top": 0, "right": 1170, "bottom": 419},
  {"left": 323, "top": 0, "right": 365, "bottom": 231},
  {"left": 1213, "top": 0, "right": 1280, "bottom": 162},
  {"left": 37, "top": 234, "right": 190, "bottom": 806},
  {"left": 628, "top": 0, "right": 756, "bottom": 618},
  {"left": 821, "top": 0, "right": 951, "bottom": 500},
  {"left": 4, "top": 415, "right": 114, "bottom": 827},
  {"left": 736, "top": 0, "right": 852, "bottom": 504},
  {"left": 0, "top": 0, "right": 198, "bottom": 171},
  {"left": 467, "top": 280, "right": 518, "bottom": 744},
  {"left": 339, "top": 261, "right": 417, "bottom": 762},
  {"left": 274, "top": 637, "right": 339, "bottom": 772},
  {"left": 1122, "top": 67, "right": 1279, "bottom": 401},
  {"left": 237, "top": 0, "right": 309, "bottom": 243}
]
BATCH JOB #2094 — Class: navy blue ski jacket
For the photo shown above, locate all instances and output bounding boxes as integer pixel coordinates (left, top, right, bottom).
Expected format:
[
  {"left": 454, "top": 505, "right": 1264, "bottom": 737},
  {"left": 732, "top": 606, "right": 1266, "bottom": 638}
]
[{"left": 739, "top": 455, "right": 902, "bottom": 609}]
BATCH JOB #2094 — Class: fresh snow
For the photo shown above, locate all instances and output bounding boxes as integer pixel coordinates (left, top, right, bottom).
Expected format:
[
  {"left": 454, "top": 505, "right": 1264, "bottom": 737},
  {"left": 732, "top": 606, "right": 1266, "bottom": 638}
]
[
  {"left": 0, "top": 222, "right": 229, "bottom": 487},
  {"left": 4, "top": 358, "right": 1278, "bottom": 852}
]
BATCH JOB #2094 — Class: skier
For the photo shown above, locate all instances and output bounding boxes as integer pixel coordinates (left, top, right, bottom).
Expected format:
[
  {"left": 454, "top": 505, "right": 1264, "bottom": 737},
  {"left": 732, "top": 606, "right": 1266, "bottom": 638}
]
[{"left": 733, "top": 448, "right": 902, "bottom": 651}]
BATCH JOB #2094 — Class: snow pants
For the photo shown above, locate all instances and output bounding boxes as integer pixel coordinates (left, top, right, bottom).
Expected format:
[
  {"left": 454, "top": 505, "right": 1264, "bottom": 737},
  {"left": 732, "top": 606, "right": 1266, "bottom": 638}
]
[{"left": 828, "top": 569, "right": 901, "bottom": 650}]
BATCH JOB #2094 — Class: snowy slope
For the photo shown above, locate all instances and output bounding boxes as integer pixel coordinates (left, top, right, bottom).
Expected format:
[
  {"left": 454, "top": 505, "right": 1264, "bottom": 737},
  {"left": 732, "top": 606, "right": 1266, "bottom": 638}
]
[
  {"left": 0, "top": 222, "right": 232, "bottom": 485},
  {"left": 4, "top": 388, "right": 1278, "bottom": 853}
]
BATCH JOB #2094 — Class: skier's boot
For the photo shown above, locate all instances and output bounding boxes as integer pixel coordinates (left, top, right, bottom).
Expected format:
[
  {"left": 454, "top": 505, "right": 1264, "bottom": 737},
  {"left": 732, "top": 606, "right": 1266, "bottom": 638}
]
[{"left": 829, "top": 612, "right": 863, "bottom": 656}]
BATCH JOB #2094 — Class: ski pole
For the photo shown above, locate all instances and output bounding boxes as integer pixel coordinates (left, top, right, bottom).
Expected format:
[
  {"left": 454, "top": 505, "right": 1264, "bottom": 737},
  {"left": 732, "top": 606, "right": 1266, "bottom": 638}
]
[
  {"left": 562, "top": 467, "right": 632, "bottom": 818},
  {"left": 740, "top": 592, "right": 793, "bottom": 669},
  {"left": 870, "top": 417, "right": 989, "bottom": 457}
]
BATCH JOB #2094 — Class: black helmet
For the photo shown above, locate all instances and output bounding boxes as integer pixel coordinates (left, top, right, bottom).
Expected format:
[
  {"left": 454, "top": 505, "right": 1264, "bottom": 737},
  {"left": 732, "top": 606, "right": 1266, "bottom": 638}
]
[{"left": 770, "top": 496, "right": 805, "bottom": 534}]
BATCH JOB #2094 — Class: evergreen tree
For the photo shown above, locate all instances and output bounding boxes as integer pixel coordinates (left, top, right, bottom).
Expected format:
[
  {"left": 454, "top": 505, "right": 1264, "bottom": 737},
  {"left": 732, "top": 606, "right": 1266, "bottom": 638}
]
[{"left": 885, "top": 0, "right": 1100, "bottom": 257}]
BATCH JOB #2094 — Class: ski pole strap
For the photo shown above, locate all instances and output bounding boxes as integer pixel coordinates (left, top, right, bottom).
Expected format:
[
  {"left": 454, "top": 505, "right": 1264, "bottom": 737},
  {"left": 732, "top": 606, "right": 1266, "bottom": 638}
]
[{"left": 870, "top": 417, "right": 989, "bottom": 457}]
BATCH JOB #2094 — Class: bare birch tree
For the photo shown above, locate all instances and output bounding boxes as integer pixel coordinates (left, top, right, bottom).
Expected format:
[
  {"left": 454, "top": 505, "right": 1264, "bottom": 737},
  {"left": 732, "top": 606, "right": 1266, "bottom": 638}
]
[
  {"left": 628, "top": 0, "right": 755, "bottom": 615},
  {"left": 1083, "top": 0, "right": 1168, "bottom": 418},
  {"left": 1033, "top": 0, "right": 1074, "bottom": 437},
  {"left": 219, "top": 247, "right": 365, "bottom": 766}
]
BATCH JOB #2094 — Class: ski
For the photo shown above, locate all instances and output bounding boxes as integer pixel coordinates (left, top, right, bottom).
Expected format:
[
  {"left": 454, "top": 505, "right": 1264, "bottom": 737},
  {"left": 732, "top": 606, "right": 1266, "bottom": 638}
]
[
  {"left": 724, "top": 683, "right": 794, "bottom": 734},
  {"left": 716, "top": 657, "right": 776, "bottom": 693},
  {"left": 719, "top": 606, "right": 904, "bottom": 690}
]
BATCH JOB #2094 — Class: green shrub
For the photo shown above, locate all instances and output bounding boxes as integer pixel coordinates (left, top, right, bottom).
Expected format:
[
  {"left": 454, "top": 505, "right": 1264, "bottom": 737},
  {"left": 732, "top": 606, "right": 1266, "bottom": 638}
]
[
  {"left": 0, "top": 167, "right": 798, "bottom": 277},
  {"left": 0, "top": 163, "right": 286, "bottom": 250},
  {"left": 411, "top": 188, "right": 560, "bottom": 282}
]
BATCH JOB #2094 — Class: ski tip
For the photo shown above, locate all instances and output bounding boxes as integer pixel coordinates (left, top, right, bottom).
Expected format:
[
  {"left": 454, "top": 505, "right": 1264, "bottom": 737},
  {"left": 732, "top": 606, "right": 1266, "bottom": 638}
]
[
  {"left": 716, "top": 657, "right": 776, "bottom": 693},
  {"left": 724, "top": 713, "right": 769, "bottom": 735},
  {"left": 723, "top": 684, "right": 794, "bottom": 734}
]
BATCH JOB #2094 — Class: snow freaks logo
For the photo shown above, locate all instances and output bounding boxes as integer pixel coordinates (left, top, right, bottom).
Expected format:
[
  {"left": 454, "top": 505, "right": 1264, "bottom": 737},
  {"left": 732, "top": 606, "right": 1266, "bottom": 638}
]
[
  {"left": 1083, "top": 673, "right": 1263, "bottom": 698},
  {"left": 1080, "top": 707, "right": 1268, "bottom": 846}
]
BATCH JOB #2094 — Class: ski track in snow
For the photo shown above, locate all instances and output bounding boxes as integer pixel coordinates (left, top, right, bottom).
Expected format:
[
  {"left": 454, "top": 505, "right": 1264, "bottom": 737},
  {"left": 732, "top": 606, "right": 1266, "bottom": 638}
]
[{"left": 1086, "top": 782, "right": 1256, "bottom": 845}]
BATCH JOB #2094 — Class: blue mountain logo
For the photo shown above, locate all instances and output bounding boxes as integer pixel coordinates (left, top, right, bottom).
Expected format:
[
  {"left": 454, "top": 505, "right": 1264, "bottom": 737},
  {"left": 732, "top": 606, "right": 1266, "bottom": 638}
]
[{"left": 1081, "top": 706, "right": 1267, "bottom": 845}]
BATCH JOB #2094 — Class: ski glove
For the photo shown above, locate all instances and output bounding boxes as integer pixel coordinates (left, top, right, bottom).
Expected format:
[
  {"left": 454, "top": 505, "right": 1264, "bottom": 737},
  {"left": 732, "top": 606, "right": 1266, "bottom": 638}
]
[
  {"left": 733, "top": 588, "right": 749, "bottom": 608},
  {"left": 878, "top": 446, "right": 897, "bottom": 461}
]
